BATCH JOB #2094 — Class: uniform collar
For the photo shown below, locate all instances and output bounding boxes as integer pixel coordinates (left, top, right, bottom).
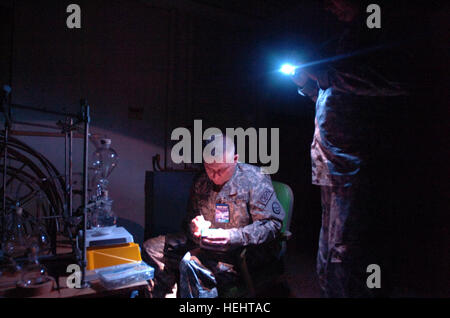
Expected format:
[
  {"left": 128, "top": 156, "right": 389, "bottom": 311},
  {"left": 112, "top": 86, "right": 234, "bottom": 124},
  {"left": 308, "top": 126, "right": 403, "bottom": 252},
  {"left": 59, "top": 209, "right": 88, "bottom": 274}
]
[{"left": 220, "top": 163, "right": 240, "bottom": 196}]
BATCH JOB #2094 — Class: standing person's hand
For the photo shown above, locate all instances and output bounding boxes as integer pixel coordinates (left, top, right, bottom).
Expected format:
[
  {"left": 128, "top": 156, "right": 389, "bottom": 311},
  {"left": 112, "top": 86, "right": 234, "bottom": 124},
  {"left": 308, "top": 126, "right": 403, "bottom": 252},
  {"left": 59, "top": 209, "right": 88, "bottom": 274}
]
[
  {"left": 190, "top": 215, "right": 211, "bottom": 238},
  {"left": 291, "top": 68, "right": 317, "bottom": 87}
]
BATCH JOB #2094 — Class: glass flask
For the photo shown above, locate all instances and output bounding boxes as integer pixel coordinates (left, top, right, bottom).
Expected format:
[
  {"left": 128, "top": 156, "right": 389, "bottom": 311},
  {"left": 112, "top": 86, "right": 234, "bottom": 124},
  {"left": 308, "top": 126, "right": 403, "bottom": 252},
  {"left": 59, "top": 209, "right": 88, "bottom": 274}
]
[
  {"left": 90, "top": 190, "right": 117, "bottom": 235},
  {"left": 4, "top": 207, "right": 29, "bottom": 259},
  {"left": 91, "top": 138, "right": 118, "bottom": 199},
  {"left": 18, "top": 242, "right": 50, "bottom": 287},
  {"left": 19, "top": 264, "right": 49, "bottom": 287},
  {"left": 29, "top": 223, "right": 50, "bottom": 255}
]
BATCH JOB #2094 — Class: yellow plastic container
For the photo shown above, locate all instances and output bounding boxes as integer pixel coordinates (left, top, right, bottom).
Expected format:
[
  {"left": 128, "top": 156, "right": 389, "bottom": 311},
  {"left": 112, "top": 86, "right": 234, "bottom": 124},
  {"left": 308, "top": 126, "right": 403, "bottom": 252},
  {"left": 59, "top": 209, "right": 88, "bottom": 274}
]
[{"left": 86, "top": 243, "right": 142, "bottom": 270}]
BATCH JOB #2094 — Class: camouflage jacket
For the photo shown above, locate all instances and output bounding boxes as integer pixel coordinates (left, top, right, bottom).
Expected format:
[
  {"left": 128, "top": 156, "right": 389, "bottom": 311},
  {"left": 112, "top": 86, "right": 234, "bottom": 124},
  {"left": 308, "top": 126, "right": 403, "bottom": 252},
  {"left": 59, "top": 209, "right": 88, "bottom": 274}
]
[
  {"left": 184, "top": 163, "right": 285, "bottom": 249},
  {"left": 296, "top": 26, "right": 408, "bottom": 187}
]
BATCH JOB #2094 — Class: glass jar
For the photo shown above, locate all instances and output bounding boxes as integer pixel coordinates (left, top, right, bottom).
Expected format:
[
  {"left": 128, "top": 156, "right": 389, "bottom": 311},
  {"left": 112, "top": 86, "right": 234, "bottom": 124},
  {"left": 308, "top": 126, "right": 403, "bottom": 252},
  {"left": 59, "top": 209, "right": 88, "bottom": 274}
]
[
  {"left": 90, "top": 190, "right": 117, "bottom": 235},
  {"left": 91, "top": 138, "right": 118, "bottom": 199}
]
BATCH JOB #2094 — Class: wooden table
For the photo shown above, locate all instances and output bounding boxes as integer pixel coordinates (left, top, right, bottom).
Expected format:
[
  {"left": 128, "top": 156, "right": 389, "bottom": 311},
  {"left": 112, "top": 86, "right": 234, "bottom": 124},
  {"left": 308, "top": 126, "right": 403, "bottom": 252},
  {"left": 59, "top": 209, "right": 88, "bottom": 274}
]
[
  {"left": 0, "top": 272, "right": 151, "bottom": 298},
  {"left": 0, "top": 242, "right": 152, "bottom": 298}
]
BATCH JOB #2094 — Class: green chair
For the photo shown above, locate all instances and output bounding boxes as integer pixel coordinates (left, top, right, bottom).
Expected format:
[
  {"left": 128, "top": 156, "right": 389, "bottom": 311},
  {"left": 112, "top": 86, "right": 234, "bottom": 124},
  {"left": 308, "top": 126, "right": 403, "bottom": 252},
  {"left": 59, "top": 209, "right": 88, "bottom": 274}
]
[
  {"left": 272, "top": 181, "right": 294, "bottom": 249},
  {"left": 223, "top": 181, "right": 294, "bottom": 298}
]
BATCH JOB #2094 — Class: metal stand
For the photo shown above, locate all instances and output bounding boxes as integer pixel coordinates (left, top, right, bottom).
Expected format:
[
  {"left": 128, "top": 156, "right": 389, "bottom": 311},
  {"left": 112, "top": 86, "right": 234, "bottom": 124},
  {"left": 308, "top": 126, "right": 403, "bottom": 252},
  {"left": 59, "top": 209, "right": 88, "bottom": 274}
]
[
  {"left": 0, "top": 88, "right": 92, "bottom": 289},
  {"left": 63, "top": 117, "right": 74, "bottom": 219},
  {"left": 1, "top": 85, "right": 11, "bottom": 244},
  {"left": 1, "top": 127, "right": 7, "bottom": 243},
  {"left": 79, "top": 100, "right": 90, "bottom": 288}
]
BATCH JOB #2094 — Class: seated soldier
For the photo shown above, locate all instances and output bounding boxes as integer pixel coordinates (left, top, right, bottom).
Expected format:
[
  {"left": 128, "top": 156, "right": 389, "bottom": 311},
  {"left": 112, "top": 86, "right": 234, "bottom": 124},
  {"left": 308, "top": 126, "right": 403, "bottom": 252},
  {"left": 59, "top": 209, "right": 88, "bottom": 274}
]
[{"left": 143, "top": 134, "right": 285, "bottom": 298}]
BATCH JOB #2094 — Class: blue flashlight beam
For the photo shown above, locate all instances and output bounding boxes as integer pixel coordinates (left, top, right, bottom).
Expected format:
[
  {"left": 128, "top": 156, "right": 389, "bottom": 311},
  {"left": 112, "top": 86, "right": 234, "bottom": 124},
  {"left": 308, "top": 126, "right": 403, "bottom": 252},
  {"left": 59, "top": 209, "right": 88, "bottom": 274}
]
[{"left": 280, "top": 44, "right": 386, "bottom": 76}]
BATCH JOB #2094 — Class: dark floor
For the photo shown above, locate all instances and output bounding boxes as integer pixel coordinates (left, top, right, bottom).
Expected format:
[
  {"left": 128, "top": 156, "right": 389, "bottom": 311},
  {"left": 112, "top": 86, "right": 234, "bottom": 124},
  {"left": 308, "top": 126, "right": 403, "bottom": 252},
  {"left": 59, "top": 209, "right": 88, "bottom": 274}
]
[
  {"left": 283, "top": 248, "right": 321, "bottom": 298},
  {"left": 267, "top": 243, "right": 450, "bottom": 298},
  {"left": 255, "top": 242, "right": 321, "bottom": 298}
]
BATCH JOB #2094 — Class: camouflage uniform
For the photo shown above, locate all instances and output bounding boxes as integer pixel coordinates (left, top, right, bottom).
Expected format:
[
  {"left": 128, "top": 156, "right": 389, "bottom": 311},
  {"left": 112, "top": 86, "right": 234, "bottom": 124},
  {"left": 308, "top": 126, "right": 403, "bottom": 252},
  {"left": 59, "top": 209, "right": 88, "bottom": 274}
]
[
  {"left": 143, "top": 163, "right": 285, "bottom": 298},
  {"left": 296, "top": 24, "right": 407, "bottom": 297}
]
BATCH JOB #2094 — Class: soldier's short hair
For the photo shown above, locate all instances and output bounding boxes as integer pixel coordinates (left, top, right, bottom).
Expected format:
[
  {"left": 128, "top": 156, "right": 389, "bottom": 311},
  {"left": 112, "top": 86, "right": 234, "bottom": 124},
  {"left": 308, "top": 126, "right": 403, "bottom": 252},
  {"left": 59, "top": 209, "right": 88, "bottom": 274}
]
[{"left": 203, "top": 134, "right": 235, "bottom": 163}]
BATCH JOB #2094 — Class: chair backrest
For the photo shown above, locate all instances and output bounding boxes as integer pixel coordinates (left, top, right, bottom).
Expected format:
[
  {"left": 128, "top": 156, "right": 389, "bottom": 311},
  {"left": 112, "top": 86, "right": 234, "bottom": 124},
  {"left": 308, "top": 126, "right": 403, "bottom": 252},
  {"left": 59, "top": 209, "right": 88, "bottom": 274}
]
[{"left": 272, "top": 181, "right": 294, "bottom": 234}]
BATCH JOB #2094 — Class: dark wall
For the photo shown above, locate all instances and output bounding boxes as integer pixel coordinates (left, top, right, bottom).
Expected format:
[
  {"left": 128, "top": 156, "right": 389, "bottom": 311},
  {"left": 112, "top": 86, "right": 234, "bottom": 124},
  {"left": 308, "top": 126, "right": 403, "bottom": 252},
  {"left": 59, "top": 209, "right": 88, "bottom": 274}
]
[
  {"left": 0, "top": 2, "right": 12, "bottom": 86},
  {"left": 1, "top": 0, "right": 264, "bottom": 237},
  {"left": 0, "top": 0, "right": 448, "bottom": 297}
]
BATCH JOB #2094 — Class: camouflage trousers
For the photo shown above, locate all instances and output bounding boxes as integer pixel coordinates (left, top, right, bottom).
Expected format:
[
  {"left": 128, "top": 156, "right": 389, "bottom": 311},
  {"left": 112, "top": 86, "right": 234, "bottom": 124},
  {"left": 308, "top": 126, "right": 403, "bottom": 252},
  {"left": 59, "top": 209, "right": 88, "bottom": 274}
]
[
  {"left": 142, "top": 233, "right": 240, "bottom": 298},
  {"left": 317, "top": 184, "right": 377, "bottom": 298}
]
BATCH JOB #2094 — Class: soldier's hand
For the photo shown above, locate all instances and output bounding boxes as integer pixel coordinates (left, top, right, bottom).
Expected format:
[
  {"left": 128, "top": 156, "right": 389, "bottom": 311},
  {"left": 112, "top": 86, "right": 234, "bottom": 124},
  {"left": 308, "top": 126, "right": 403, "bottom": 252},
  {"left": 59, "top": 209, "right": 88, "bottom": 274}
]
[
  {"left": 201, "top": 229, "right": 231, "bottom": 246},
  {"left": 191, "top": 215, "right": 211, "bottom": 238}
]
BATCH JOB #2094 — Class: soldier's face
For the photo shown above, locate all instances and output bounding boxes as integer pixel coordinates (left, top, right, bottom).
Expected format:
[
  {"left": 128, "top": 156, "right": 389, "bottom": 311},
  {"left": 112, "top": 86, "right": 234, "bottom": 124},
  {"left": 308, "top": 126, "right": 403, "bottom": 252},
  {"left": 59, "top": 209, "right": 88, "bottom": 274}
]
[{"left": 204, "top": 154, "right": 239, "bottom": 185}]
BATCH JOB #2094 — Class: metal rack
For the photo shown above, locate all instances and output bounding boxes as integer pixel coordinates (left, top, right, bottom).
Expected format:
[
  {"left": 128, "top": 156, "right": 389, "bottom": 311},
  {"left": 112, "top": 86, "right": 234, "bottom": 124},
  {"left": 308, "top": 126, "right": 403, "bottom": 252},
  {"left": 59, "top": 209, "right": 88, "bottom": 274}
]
[{"left": 0, "top": 85, "right": 91, "bottom": 288}]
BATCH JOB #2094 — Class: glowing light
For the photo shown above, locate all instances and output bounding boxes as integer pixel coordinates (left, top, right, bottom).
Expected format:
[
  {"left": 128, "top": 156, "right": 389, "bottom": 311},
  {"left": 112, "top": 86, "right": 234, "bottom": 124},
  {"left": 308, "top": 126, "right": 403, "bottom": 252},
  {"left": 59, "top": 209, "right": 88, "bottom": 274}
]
[{"left": 280, "top": 64, "right": 297, "bottom": 75}]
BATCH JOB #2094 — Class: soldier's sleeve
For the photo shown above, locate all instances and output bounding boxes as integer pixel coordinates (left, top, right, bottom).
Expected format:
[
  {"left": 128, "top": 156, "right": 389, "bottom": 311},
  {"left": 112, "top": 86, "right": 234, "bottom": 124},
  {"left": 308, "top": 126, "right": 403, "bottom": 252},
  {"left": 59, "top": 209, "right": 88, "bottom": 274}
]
[{"left": 228, "top": 171, "right": 285, "bottom": 247}]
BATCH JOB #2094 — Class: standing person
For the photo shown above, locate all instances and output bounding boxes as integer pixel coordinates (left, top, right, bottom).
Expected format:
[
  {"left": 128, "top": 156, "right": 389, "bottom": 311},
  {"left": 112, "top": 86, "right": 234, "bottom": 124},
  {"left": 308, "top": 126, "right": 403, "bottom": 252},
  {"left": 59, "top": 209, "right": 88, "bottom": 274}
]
[{"left": 290, "top": 0, "right": 408, "bottom": 297}]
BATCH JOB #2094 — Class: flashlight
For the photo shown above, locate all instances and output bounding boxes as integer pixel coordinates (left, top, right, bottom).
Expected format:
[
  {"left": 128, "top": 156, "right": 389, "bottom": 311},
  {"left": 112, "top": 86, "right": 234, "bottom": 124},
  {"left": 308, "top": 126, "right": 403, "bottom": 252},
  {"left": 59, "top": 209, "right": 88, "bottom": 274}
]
[{"left": 280, "top": 64, "right": 297, "bottom": 76}]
